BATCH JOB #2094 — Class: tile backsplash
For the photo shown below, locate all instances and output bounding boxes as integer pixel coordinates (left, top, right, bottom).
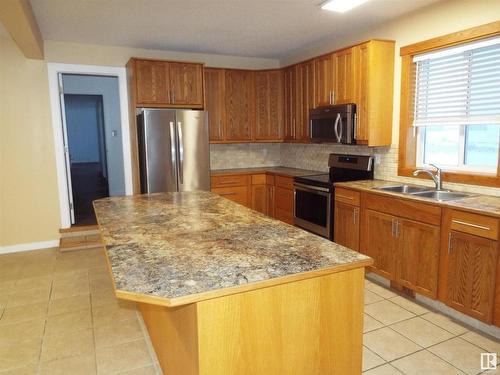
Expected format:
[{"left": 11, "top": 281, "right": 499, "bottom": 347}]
[{"left": 210, "top": 143, "right": 500, "bottom": 197}]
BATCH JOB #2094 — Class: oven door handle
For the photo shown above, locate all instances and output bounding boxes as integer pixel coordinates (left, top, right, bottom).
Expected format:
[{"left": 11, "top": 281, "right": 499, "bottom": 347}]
[
  {"left": 334, "top": 113, "right": 341, "bottom": 143},
  {"left": 293, "top": 183, "right": 331, "bottom": 194}
]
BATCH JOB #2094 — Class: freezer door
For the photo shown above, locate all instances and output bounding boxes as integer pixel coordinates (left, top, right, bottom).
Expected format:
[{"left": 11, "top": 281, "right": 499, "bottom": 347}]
[
  {"left": 138, "top": 109, "right": 178, "bottom": 193},
  {"left": 175, "top": 110, "right": 210, "bottom": 191}
]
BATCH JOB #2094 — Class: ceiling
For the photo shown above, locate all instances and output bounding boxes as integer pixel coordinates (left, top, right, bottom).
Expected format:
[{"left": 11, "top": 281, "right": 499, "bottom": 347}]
[{"left": 30, "top": 0, "right": 442, "bottom": 59}]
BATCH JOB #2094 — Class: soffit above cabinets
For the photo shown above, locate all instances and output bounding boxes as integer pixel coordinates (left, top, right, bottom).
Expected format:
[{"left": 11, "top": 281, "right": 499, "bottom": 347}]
[{"left": 30, "top": 0, "right": 440, "bottom": 59}]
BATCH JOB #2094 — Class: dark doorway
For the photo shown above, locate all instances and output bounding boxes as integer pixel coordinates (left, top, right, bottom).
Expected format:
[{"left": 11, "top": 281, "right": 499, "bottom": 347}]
[{"left": 64, "top": 94, "right": 109, "bottom": 225}]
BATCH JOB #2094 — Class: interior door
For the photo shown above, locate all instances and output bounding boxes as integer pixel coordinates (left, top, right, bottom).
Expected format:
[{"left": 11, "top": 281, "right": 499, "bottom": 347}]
[
  {"left": 175, "top": 110, "right": 210, "bottom": 192},
  {"left": 140, "top": 109, "right": 178, "bottom": 193},
  {"left": 58, "top": 74, "right": 76, "bottom": 224}
]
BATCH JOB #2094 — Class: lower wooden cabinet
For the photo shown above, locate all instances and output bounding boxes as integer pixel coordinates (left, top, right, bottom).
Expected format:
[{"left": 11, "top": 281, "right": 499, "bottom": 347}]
[
  {"left": 334, "top": 201, "right": 359, "bottom": 251},
  {"left": 211, "top": 173, "right": 293, "bottom": 224},
  {"left": 444, "top": 230, "right": 498, "bottom": 322}
]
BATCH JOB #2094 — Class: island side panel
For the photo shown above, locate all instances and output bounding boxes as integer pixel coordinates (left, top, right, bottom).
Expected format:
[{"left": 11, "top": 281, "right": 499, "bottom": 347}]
[
  {"left": 139, "top": 303, "right": 199, "bottom": 375},
  {"left": 197, "top": 267, "right": 365, "bottom": 375}
]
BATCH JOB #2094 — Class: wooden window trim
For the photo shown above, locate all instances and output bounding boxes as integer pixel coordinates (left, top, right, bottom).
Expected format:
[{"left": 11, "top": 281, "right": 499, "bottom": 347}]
[{"left": 398, "top": 21, "right": 500, "bottom": 188}]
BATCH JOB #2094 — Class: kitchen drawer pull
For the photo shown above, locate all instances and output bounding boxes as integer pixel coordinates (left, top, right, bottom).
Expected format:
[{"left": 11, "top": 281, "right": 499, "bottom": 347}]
[
  {"left": 219, "top": 192, "right": 237, "bottom": 196},
  {"left": 448, "top": 233, "right": 453, "bottom": 254},
  {"left": 451, "top": 219, "right": 490, "bottom": 231}
]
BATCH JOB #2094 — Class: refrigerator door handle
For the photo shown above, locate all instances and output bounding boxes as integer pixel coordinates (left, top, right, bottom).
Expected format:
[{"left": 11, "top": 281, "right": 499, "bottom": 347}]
[
  {"left": 169, "top": 121, "right": 178, "bottom": 190},
  {"left": 177, "top": 121, "right": 184, "bottom": 185}
]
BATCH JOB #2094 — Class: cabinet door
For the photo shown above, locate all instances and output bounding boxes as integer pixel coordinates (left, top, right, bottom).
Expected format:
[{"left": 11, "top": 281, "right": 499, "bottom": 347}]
[
  {"left": 225, "top": 70, "right": 254, "bottom": 141},
  {"left": 251, "top": 184, "right": 268, "bottom": 215},
  {"left": 334, "top": 202, "right": 359, "bottom": 251},
  {"left": 254, "top": 70, "right": 284, "bottom": 141},
  {"left": 205, "top": 68, "right": 226, "bottom": 142},
  {"left": 446, "top": 231, "right": 498, "bottom": 322},
  {"left": 363, "top": 209, "right": 396, "bottom": 279},
  {"left": 283, "top": 66, "right": 297, "bottom": 140},
  {"left": 354, "top": 44, "right": 369, "bottom": 141},
  {"left": 297, "top": 61, "right": 315, "bottom": 141},
  {"left": 169, "top": 62, "right": 204, "bottom": 106},
  {"left": 212, "top": 186, "right": 250, "bottom": 207},
  {"left": 135, "top": 60, "right": 170, "bottom": 105},
  {"left": 274, "top": 186, "right": 294, "bottom": 224},
  {"left": 335, "top": 48, "right": 355, "bottom": 104},
  {"left": 315, "top": 54, "right": 335, "bottom": 107},
  {"left": 397, "top": 219, "right": 440, "bottom": 298}
]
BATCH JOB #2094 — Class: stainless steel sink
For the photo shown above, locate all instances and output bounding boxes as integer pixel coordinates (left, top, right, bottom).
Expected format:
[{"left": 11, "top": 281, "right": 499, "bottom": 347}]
[
  {"left": 410, "top": 190, "right": 473, "bottom": 201},
  {"left": 375, "top": 185, "right": 431, "bottom": 194}
]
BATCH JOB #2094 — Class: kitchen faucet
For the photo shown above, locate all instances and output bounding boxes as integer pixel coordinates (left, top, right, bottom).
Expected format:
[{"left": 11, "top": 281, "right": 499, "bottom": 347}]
[{"left": 413, "top": 164, "right": 443, "bottom": 191}]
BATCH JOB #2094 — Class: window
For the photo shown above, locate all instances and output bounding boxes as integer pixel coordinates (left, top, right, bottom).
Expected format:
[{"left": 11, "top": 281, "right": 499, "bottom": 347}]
[
  {"left": 398, "top": 22, "right": 500, "bottom": 187},
  {"left": 413, "top": 36, "right": 500, "bottom": 173}
]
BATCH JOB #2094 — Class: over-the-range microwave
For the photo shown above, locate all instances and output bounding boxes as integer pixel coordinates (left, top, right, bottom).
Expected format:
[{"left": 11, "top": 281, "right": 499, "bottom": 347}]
[{"left": 309, "top": 103, "right": 357, "bottom": 144}]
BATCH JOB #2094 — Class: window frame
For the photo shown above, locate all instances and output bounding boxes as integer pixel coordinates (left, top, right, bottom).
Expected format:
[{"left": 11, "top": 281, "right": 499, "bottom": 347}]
[{"left": 398, "top": 21, "right": 500, "bottom": 187}]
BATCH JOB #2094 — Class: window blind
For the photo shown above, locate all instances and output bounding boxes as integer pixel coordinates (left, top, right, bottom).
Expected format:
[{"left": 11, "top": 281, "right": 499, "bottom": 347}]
[{"left": 413, "top": 36, "right": 500, "bottom": 127}]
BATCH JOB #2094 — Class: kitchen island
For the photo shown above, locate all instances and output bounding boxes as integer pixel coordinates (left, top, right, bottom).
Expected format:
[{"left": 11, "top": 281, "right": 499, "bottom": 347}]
[{"left": 94, "top": 192, "right": 373, "bottom": 375}]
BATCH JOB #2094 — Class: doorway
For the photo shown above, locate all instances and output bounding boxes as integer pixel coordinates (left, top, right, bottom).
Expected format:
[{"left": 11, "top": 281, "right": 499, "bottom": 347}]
[
  {"left": 59, "top": 73, "right": 126, "bottom": 226},
  {"left": 64, "top": 94, "right": 109, "bottom": 225}
]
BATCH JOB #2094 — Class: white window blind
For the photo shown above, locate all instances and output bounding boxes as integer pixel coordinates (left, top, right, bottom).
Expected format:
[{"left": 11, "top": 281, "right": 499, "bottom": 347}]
[{"left": 413, "top": 36, "right": 500, "bottom": 127}]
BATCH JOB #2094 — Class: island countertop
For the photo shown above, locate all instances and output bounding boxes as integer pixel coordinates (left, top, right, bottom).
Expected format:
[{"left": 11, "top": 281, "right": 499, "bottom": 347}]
[{"left": 94, "top": 191, "right": 372, "bottom": 307}]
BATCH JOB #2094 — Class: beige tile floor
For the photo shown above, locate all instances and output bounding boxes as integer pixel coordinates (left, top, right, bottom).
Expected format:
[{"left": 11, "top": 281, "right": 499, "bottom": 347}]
[
  {"left": 0, "top": 248, "right": 160, "bottom": 375},
  {"left": 0, "top": 247, "right": 499, "bottom": 374}
]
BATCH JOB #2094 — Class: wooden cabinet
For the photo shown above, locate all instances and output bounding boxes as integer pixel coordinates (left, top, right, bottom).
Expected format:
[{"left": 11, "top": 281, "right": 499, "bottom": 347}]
[
  {"left": 283, "top": 66, "right": 299, "bottom": 141},
  {"left": 445, "top": 231, "right": 497, "bottom": 322},
  {"left": 440, "top": 209, "right": 499, "bottom": 323},
  {"left": 359, "top": 193, "right": 441, "bottom": 297},
  {"left": 352, "top": 41, "right": 395, "bottom": 146},
  {"left": 254, "top": 70, "right": 284, "bottom": 141},
  {"left": 397, "top": 218, "right": 440, "bottom": 298},
  {"left": 128, "top": 58, "right": 204, "bottom": 108},
  {"left": 334, "top": 202, "right": 360, "bottom": 251},
  {"left": 251, "top": 174, "right": 268, "bottom": 214},
  {"left": 211, "top": 175, "right": 250, "bottom": 207},
  {"left": 225, "top": 70, "right": 255, "bottom": 141},
  {"left": 266, "top": 175, "right": 275, "bottom": 218},
  {"left": 334, "top": 48, "right": 356, "bottom": 104},
  {"left": 315, "top": 53, "right": 335, "bottom": 107},
  {"left": 204, "top": 68, "right": 226, "bottom": 142},
  {"left": 296, "top": 61, "right": 315, "bottom": 141}
]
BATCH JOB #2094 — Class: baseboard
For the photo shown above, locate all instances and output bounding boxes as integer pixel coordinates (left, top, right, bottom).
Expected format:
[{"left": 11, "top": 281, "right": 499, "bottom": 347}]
[{"left": 0, "top": 240, "right": 59, "bottom": 255}]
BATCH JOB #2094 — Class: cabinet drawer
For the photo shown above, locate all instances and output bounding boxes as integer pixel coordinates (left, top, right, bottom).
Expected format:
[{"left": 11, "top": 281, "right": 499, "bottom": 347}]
[
  {"left": 335, "top": 188, "right": 360, "bottom": 206},
  {"left": 364, "top": 193, "right": 441, "bottom": 226},
  {"left": 211, "top": 174, "right": 250, "bottom": 188},
  {"left": 251, "top": 174, "right": 267, "bottom": 185},
  {"left": 450, "top": 210, "right": 499, "bottom": 240},
  {"left": 212, "top": 186, "right": 249, "bottom": 206},
  {"left": 275, "top": 175, "right": 294, "bottom": 190}
]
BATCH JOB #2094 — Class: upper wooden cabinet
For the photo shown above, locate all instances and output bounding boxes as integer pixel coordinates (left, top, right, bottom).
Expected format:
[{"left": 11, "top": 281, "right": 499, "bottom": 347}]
[
  {"left": 352, "top": 40, "right": 395, "bottom": 146},
  {"left": 225, "top": 70, "right": 255, "bottom": 142},
  {"left": 127, "top": 58, "right": 204, "bottom": 108},
  {"left": 315, "top": 53, "right": 335, "bottom": 107},
  {"left": 283, "top": 66, "right": 299, "bottom": 141},
  {"left": 334, "top": 48, "right": 356, "bottom": 104},
  {"left": 204, "top": 68, "right": 226, "bottom": 142},
  {"left": 254, "top": 70, "right": 284, "bottom": 141}
]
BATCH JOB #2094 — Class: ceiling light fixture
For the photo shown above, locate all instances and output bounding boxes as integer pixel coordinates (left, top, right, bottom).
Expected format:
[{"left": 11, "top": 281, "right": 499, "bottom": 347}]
[{"left": 320, "top": 0, "right": 370, "bottom": 13}]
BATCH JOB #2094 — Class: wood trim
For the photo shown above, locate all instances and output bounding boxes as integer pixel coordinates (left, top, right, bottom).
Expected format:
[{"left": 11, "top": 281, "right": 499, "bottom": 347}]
[
  {"left": 398, "top": 22, "right": 500, "bottom": 188},
  {"left": 400, "top": 21, "right": 500, "bottom": 56},
  {"left": 113, "top": 259, "right": 372, "bottom": 307},
  {"left": 128, "top": 57, "right": 205, "bottom": 66}
]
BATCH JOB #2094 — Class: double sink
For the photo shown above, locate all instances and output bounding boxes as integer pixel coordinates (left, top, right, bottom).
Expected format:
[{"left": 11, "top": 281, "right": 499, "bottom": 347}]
[{"left": 375, "top": 184, "right": 473, "bottom": 202}]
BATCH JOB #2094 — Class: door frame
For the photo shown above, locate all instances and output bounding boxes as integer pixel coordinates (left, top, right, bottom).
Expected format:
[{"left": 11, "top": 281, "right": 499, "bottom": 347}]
[{"left": 48, "top": 63, "right": 133, "bottom": 229}]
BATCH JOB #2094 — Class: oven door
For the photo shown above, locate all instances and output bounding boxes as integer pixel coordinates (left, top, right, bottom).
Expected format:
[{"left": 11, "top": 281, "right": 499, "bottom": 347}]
[{"left": 293, "top": 183, "right": 332, "bottom": 239}]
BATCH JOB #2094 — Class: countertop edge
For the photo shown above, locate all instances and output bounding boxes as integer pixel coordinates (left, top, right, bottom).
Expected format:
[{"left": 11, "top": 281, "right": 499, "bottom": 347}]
[
  {"left": 210, "top": 167, "right": 322, "bottom": 178},
  {"left": 110, "top": 258, "right": 373, "bottom": 307},
  {"left": 335, "top": 180, "right": 500, "bottom": 219}
]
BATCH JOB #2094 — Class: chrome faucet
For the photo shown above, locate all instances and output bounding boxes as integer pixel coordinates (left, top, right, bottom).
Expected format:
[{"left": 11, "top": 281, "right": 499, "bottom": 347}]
[{"left": 413, "top": 164, "right": 443, "bottom": 191}]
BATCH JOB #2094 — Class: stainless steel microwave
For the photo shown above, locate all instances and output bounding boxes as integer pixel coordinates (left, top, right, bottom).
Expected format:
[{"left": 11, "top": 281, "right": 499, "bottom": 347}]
[{"left": 310, "top": 104, "right": 356, "bottom": 144}]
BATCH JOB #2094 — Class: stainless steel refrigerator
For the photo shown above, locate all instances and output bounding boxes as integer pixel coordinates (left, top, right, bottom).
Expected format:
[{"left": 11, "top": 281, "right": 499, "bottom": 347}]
[{"left": 137, "top": 109, "right": 210, "bottom": 193}]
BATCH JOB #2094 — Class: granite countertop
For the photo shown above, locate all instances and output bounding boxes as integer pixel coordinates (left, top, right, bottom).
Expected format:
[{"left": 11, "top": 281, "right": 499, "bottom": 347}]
[
  {"left": 336, "top": 180, "right": 500, "bottom": 218},
  {"left": 93, "top": 192, "right": 372, "bottom": 306},
  {"left": 211, "top": 166, "right": 323, "bottom": 177}
]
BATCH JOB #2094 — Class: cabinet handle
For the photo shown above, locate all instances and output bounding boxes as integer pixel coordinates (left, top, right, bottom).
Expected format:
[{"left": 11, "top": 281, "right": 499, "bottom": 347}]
[
  {"left": 353, "top": 208, "right": 358, "bottom": 225},
  {"left": 448, "top": 232, "right": 453, "bottom": 254},
  {"left": 329, "top": 91, "right": 332, "bottom": 105},
  {"left": 172, "top": 89, "right": 176, "bottom": 103},
  {"left": 395, "top": 220, "right": 400, "bottom": 238},
  {"left": 451, "top": 219, "right": 490, "bottom": 231},
  {"left": 391, "top": 219, "right": 395, "bottom": 237},
  {"left": 218, "top": 180, "right": 240, "bottom": 185},
  {"left": 331, "top": 90, "right": 335, "bottom": 104}
]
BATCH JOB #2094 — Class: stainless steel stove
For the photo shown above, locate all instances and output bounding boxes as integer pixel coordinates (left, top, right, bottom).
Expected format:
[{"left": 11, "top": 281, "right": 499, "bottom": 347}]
[{"left": 293, "top": 154, "right": 374, "bottom": 240}]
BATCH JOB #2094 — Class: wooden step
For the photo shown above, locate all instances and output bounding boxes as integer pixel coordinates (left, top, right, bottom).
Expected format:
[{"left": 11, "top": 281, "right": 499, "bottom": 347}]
[
  {"left": 59, "top": 225, "right": 100, "bottom": 238},
  {"left": 59, "top": 234, "right": 103, "bottom": 252}
]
